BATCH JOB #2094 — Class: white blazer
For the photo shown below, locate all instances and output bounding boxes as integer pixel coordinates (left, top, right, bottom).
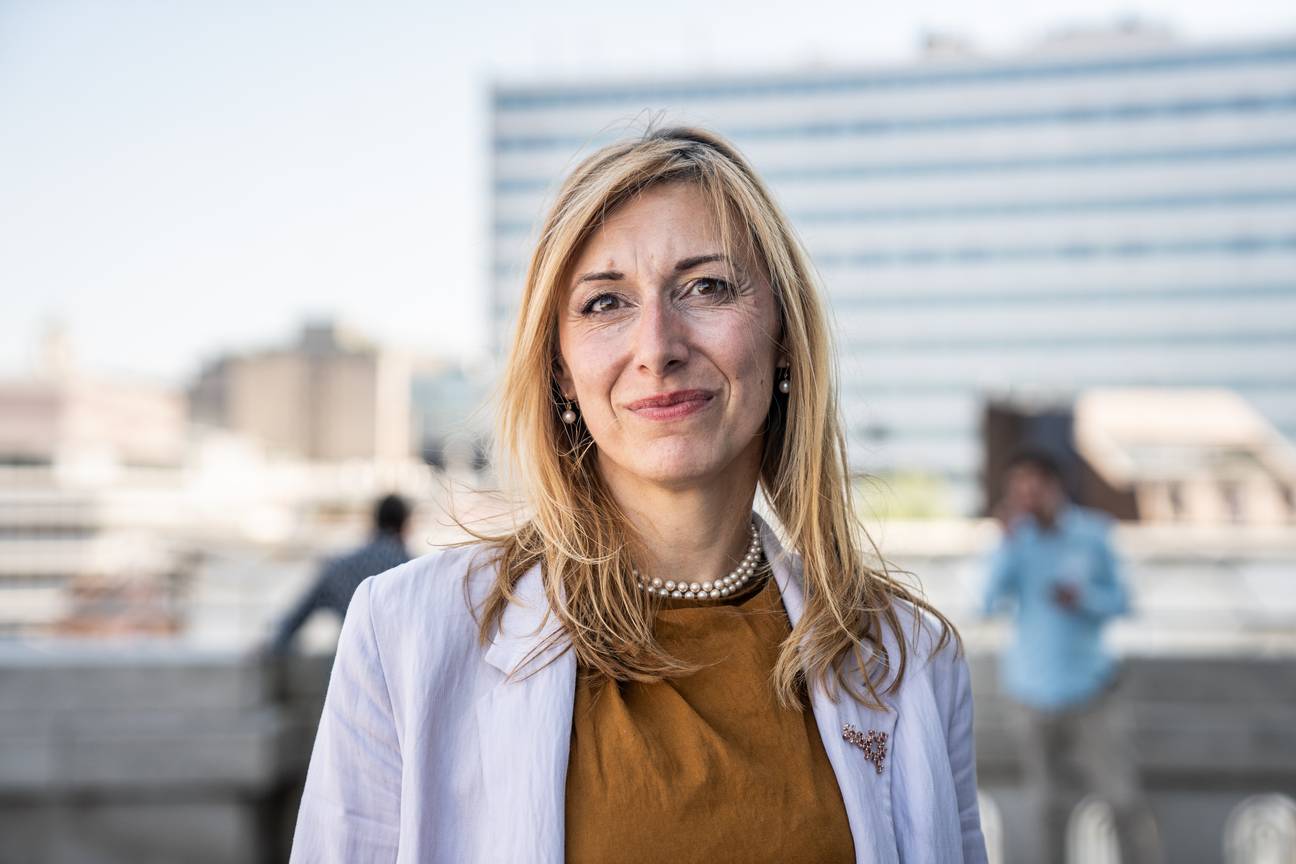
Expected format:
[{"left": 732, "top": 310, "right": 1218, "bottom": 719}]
[{"left": 290, "top": 517, "right": 987, "bottom": 863}]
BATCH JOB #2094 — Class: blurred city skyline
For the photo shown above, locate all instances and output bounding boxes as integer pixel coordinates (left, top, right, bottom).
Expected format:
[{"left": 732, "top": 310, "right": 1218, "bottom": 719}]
[
  {"left": 4, "top": 0, "right": 1295, "bottom": 385},
  {"left": 5, "top": 9, "right": 1296, "bottom": 858}
]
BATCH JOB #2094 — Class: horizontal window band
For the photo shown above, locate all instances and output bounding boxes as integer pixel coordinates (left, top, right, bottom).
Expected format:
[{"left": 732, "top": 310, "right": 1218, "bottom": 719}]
[
  {"left": 495, "top": 43, "right": 1296, "bottom": 111},
  {"left": 493, "top": 234, "right": 1296, "bottom": 275},
  {"left": 495, "top": 92, "right": 1296, "bottom": 152},
  {"left": 493, "top": 188, "right": 1296, "bottom": 235},
  {"left": 835, "top": 330, "right": 1296, "bottom": 349},
  {"left": 827, "top": 282, "right": 1296, "bottom": 308},
  {"left": 493, "top": 140, "right": 1296, "bottom": 193},
  {"left": 836, "top": 379, "right": 1296, "bottom": 396}
]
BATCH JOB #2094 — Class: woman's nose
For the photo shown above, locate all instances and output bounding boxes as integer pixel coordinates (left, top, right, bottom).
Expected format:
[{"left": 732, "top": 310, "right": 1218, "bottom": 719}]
[{"left": 633, "top": 299, "right": 689, "bottom": 376}]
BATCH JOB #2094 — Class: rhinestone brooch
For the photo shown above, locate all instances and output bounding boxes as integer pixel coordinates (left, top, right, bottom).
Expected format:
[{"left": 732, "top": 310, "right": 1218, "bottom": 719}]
[{"left": 842, "top": 724, "right": 888, "bottom": 775}]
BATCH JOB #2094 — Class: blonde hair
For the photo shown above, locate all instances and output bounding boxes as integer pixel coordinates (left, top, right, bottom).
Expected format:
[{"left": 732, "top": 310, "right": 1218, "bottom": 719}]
[{"left": 473, "top": 126, "right": 954, "bottom": 709}]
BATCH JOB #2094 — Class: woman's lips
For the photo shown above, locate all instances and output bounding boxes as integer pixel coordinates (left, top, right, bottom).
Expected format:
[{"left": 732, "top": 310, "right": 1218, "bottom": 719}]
[{"left": 626, "top": 389, "right": 714, "bottom": 420}]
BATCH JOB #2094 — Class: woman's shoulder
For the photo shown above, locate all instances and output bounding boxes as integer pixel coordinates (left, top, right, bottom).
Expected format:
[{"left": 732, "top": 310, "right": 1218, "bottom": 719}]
[
  {"left": 330, "top": 542, "right": 508, "bottom": 721},
  {"left": 880, "top": 596, "right": 967, "bottom": 705}
]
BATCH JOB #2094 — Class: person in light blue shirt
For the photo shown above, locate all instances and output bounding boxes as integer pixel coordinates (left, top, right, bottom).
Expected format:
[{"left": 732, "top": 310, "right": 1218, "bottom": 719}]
[
  {"left": 985, "top": 447, "right": 1161, "bottom": 863},
  {"left": 984, "top": 477, "right": 1128, "bottom": 710}
]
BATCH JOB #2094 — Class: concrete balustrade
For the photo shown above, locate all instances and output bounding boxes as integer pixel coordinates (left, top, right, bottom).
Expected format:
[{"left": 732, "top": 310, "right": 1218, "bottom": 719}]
[{"left": 1, "top": 644, "right": 1294, "bottom": 863}]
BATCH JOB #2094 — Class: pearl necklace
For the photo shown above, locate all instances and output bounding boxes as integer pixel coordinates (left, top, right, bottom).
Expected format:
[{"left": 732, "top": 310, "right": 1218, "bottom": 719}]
[{"left": 636, "top": 521, "right": 765, "bottom": 600}]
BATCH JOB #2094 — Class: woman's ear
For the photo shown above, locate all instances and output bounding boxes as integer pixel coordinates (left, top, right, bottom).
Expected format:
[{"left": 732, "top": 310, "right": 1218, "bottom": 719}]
[{"left": 553, "top": 356, "right": 575, "bottom": 401}]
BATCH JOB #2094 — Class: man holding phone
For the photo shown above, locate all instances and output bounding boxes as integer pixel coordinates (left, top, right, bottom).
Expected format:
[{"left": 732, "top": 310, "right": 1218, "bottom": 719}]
[{"left": 985, "top": 446, "right": 1161, "bottom": 863}]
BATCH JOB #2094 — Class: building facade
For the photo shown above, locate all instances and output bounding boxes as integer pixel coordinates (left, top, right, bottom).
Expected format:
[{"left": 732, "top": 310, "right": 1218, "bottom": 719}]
[
  {"left": 490, "top": 28, "right": 1296, "bottom": 515},
  {"left": 190, "top": 321, "right": 413, "bottom": 463}
]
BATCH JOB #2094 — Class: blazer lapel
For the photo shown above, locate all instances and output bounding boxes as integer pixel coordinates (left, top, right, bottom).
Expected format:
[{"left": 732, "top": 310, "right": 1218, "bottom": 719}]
[
  {"left": 760, "top": 516, "right": 901, "bottom": 864},
  {"left": 475, "top": 561, "right": 575, "bottom": 864}
]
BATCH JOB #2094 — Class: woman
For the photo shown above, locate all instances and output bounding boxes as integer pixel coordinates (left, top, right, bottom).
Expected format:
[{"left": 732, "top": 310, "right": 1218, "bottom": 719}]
[{"left": 291, "top": 127, "right": 986, "bottom": 863}]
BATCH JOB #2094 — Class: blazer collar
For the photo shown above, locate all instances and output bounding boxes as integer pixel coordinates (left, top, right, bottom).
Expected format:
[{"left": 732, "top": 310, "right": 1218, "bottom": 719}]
[
  {"left": 476, "top": 513, "right": 900, "bottom": 864},
  {"left": 482, "top": 557, "right": 567, "bottom": 679}
]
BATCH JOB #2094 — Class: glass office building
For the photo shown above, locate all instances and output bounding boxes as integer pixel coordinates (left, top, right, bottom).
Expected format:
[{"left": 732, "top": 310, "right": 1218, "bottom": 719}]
[{"left": 490, "top": 30, "right": 1296, "bottom": 514}]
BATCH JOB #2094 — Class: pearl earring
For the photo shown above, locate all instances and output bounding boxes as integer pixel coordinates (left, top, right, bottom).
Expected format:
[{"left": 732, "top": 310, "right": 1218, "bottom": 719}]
[
  {"left": 778, "top": 370, "right": 791, "bottom": 394},
  {"left": 561, "top": 401, "right": 578, "bottom": 424}
]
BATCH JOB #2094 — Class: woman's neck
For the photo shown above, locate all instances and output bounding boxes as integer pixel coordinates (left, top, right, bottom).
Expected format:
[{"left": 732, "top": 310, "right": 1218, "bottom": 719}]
[{"left": 598, "top": 456, "right": 761, "bottom": 589}]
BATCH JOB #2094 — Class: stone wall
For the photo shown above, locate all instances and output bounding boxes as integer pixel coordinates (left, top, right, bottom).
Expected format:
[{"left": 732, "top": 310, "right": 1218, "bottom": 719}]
[{"left": 1, "top": 645, "right": 1294, "bottom": 863}]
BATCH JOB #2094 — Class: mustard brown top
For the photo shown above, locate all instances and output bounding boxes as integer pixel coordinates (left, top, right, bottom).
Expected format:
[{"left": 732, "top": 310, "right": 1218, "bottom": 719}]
[{"left": 564, "top": 569, "right": 855, "bottom": 863}]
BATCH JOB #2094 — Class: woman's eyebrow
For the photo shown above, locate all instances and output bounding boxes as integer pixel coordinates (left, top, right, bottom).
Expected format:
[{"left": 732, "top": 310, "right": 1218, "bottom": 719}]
[
  {"left": 674, "top": 253, "right": 727, "bottom": 272},
  {"left": 573, "top": 253, "right": 729, "bottom": 286},
  {"left": 574, "top": 269, "right": 623, "bottom": 285}
]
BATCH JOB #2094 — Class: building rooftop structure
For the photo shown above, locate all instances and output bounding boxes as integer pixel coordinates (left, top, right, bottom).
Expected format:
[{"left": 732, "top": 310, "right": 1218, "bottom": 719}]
[{"left": 1075, "top": 387, "right": 1296, "bottom": 524}]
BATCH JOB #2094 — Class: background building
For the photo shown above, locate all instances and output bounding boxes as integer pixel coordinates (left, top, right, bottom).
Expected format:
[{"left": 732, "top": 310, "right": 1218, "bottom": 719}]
[
  {"left": 0, "top": 322, "right": 456, "bottom": 639},
  {"left": 0, "top": 326, "right": 186, "bottom": 472},
  {"left": 190, "top": 320, "right": 413, "bottom": 462},
  {"left": 410, "top": 362, "right": 492, "bottom": 471},
  {"left": 491, "top": 27, "right": 1296, "bottom": 515},
  {"left": 0, "top": 328, "right": 190, "bottom": 635}
]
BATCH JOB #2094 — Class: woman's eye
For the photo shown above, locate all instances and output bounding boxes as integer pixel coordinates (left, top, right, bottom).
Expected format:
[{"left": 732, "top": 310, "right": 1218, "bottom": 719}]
[
  {"left": 581, "top": 293, "right": 621, "bottom": 315},
  {"left": 687, "top": 277, "right": 734, "bottom": 299}
]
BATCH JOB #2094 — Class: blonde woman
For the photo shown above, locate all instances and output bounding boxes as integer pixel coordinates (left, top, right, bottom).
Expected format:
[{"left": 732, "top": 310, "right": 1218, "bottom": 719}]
[{"left": 291, "top": 128, "right": 986, "bottom": 864}]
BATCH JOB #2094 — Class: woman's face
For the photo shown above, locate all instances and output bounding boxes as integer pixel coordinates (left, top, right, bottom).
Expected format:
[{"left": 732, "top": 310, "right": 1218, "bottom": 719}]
[{"left": 555, "top": 181, "right": 784, "bottom": 492}]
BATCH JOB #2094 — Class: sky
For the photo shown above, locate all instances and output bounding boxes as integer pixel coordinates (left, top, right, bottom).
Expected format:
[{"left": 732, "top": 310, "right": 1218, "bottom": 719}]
[{"left": 2, "top": 1, "right": 1293, "bottom": 385}]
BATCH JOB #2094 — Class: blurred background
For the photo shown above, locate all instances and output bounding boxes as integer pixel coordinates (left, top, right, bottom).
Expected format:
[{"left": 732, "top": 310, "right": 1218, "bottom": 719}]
[{"left": 3, "top": 2, "right": 1296, "bottom": 862}]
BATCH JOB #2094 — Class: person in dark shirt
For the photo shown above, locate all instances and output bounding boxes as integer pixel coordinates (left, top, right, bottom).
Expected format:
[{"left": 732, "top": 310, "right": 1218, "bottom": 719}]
[{"left": 271, "top": 494, "right": 412, "bottom": 653}]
